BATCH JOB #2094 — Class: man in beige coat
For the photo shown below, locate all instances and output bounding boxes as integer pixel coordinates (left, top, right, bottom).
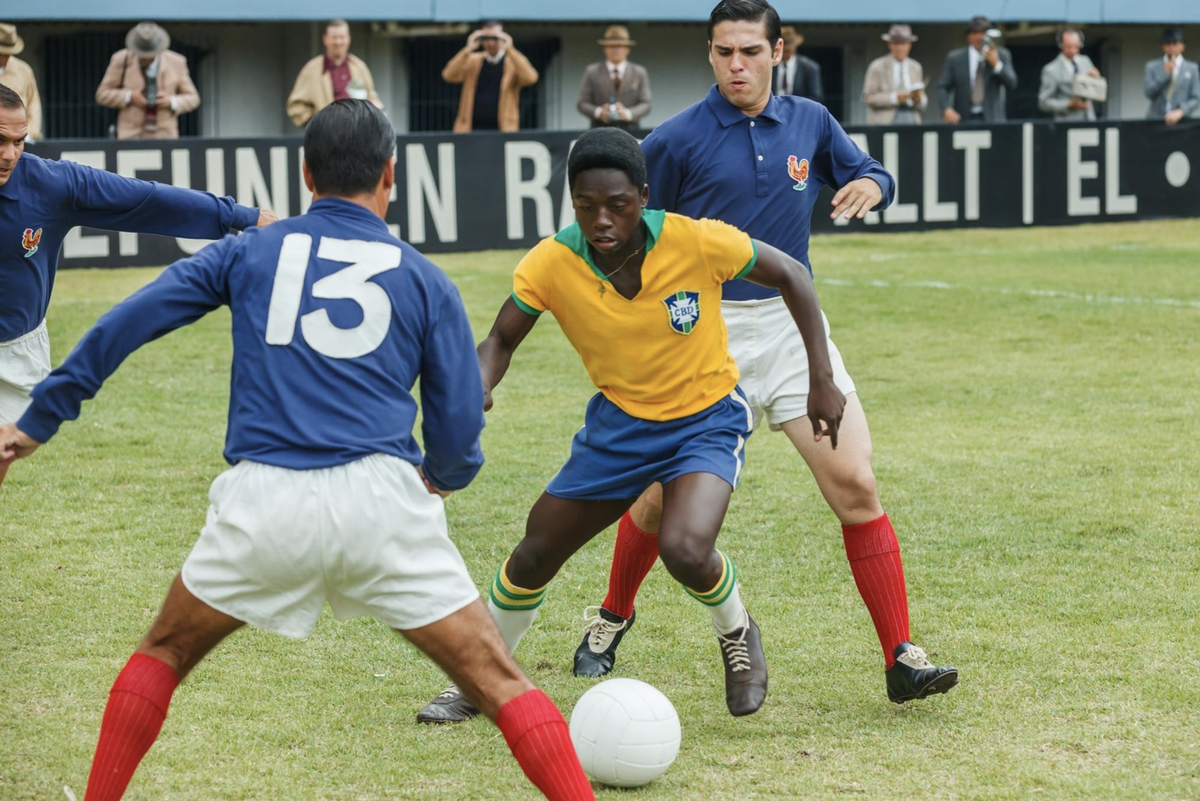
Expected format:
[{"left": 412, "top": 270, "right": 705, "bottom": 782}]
[
  {"left": 286, "top": 19, "right": 382, "bottom": 128},
  {"left": 443, "top": 22, "right": 538, "bottom": 133},
  {"left": 0, "top": 24, "right": 42, "bottom": 142},
  {"left": 862, "top": 24, "right": 927, "bottom": 125},
  {"left": 96, "top": 22, "right": 200, "bottom": 140}
]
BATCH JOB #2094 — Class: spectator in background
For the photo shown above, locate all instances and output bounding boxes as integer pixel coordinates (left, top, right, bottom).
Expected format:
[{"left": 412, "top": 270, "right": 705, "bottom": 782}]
[
  {"left": 862, "top": 24, "right": 927, "bottom": 125},
  {"left": 1145, "top": 26, "right": 1199, "bottom": 125},
  {"left": 775, "top": 26, "right": 824, "bottom": 105},
  {"left": 443, "top": 21, "right": 538, "bottom": 133},
  {"left": 0, "top": 24, "right": 42, "bottom": 142},
  {"left": 95, "top": 22, "right": 200, "bottom": 140},
  {"left": 577, "top": 25, "right": 652, "bottom": 131},
  {"left": 286, "top": 19, "right": 382, "bottom": 129},
  {"left": 939, "top": 16, "right": 1017, "bottom": 123},
  {"left": 1038, "top": 28, "right": 1102, "bottom": 121}
]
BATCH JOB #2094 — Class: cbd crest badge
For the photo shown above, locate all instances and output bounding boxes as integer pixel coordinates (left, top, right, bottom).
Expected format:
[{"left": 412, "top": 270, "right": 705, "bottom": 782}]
[
  {"left": 663, "top": 291, "right": 700, "bottom": 335},
  {"left": 787, "top": 155, "right": 810, "bottom": 191},
  {"left": 22, "top": 227, "right": 43, "bottom": 259}
]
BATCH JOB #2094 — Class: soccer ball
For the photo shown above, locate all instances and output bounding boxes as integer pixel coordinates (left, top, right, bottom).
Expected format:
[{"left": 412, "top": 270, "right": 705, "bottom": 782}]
[{"left": 568, "top": 678, "right": 681, "bottom": 788}]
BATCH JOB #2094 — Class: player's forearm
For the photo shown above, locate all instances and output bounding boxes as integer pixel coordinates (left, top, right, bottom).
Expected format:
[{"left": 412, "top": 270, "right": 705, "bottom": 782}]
[
  {"left": 477, "top": 335, "right": 515, "bottom": 396},
  {"left": 778, "top": 276, "right": 835, "bottom": 384}
]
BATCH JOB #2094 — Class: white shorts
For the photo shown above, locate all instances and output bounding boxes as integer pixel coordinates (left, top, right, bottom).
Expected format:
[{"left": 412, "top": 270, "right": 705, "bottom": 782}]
[
  {"left": 722, "top": 297, "right": 856, "bottom": 431},
  {"left": 0, "top": 320, "right": 51, "bottom": 425},
  {"left": 181, "top": 454, "right": 480, "bottom": 639}
]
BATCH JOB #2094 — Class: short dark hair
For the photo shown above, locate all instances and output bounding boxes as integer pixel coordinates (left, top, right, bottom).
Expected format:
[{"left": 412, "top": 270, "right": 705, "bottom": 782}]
[
  {"left": 481, "top": 20, "right": 503, "bottom": 30},
  {"left": 0, "top": 84, "right": 25, "bottom": 112},
  {"left": 567, "top": 128, "right": 646, "bottom": 191},
  {"left": 707, "top": 0, "right": 782, "bottom": 50},
  {"left": 325, "top": 19, "right": 349, "bottom": 34},
  {"left": 303, "top": 100, "right": 395, "bottom": 197}
]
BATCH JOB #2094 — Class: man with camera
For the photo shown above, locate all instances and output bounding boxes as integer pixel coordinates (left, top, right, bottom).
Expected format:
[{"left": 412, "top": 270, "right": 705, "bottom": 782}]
[
  {"left": 442, "top": 21, "right": 539, "bottom": 133},
  {"left": 95, "top": 22, "right": 200, "bottom": 140},
  {"left": 938, "top": 16, "right": 1017, "bottom": 124},
  {"left": 1039, "top": 28, "right": 1103, "bottom": 121},
  {"left": 1145, "top": 26, "right": 1199, "bottom": 126}
]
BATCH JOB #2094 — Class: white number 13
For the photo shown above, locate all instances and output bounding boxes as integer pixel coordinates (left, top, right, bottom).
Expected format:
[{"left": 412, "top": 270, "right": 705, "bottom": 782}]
[{"left": 264, "top": 234, "right": 402, "bottom": 359}]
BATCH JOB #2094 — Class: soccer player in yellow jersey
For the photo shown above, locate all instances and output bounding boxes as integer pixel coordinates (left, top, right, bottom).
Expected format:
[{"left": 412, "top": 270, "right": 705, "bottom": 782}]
[{"left": 417, "top": 127, "right": 844, "bottom": 722}]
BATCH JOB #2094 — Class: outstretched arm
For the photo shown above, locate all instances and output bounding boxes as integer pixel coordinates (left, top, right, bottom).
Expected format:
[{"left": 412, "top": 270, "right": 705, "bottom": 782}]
[
  {"left": 476, "top": 296, "right": 539, "bottom": 411},
  {"left": 741, "top": 241, "right": 845, "bottom": 446}
]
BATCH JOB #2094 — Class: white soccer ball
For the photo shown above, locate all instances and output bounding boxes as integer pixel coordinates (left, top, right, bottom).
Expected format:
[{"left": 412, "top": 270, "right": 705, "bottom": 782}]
[{"left": 568, "top": 678, "right": 681, "bottom": 788}]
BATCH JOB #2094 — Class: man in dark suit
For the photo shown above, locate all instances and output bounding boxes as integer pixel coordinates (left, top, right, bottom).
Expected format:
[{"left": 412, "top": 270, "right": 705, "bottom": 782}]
[
  {"left": 775, "top": 26, "right": 824, "bottom": 105},
  {"left": 577, "top": 25, "right": 652, "bottom": 130},
  {"left": 1145, "top": 26, "right": 1200, "bottom": 125},
  {"left": 938, "top": 16, "right": 1017, "bottom": 123}
]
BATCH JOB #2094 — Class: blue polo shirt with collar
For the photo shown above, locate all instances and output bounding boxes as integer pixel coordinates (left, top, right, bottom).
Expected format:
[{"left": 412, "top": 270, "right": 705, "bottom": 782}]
[
  {"left": 642, "top": 85, "right": 895, "bottom": 301},
  {"left": 0, "top": 152, "right": 260, "bottom": 342}
]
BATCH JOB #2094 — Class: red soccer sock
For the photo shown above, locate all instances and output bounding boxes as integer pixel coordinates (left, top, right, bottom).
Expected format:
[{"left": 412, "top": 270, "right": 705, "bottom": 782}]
[
  {"left": 843, "top": 513, "right": 911, "bottom": 669},
  {"left": 85, "top": 653, "right": 180, "bottom": 801},
  {"left": 601, "top": 512, "right": 659, "bottom": 620},
  {"left": 496, "top": 689, "right": 595, "bottom": 800}
]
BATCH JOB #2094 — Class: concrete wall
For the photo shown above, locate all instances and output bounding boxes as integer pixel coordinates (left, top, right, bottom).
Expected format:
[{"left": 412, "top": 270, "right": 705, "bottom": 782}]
[{"left": 10, "top": 20, "right": 1188, "bottom": 139}]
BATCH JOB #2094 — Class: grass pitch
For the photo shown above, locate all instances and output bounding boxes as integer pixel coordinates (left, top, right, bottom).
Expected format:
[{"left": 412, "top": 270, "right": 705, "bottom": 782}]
[{"left": 2, "top": 220, "right": 1198, "bottom": 799}]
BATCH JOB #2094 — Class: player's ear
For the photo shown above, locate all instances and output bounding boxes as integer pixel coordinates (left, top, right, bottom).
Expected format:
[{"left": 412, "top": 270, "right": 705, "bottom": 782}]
[
  {"left": 772, "top": 38, "right": 784, "bottom": 66},
  {"left": 301, "top": 160, "right": 316, "bottom": 194},
  {"left": 381, "top": 155, "right": 397, "bottom": 195},
  {"left": 639, "top": 184, "right": 649, "bottom": 208},
  {"left": 707, "top": 41, "right": 714, "bottom": 67}
]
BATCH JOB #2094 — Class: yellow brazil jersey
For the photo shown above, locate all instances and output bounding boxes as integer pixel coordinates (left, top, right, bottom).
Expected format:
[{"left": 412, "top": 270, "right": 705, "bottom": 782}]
[{"left": 512, "top": 209, "right": 756, "bottom": 421}]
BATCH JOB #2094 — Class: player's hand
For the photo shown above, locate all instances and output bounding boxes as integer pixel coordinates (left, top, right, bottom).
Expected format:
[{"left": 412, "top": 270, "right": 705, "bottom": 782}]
[
  {"left": 256, "top": 209, "right": 279, "bottom": 227},
  {"left": 830, "top": 177, "right": 882, "bottom": 221},
  {"left": 806, "top": 381, "right": 845, "bottom": 449},
  {"left": 482, "top": 386, "right": 495, "bottom": 412},
  {"left": 130, "top": 90, "right": 148, "bottom": 109},
  {"left": 417, "top": 466, "right": 453, "bottom": 498},
  {"left": 943, "top": 108, "right": 961, "bottom": 124},
  {"left": 0, "top": 424, "right": 41, "bottom": 464}
]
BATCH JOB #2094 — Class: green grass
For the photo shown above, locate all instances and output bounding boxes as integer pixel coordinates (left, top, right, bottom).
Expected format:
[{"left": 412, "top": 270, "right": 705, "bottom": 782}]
[{"left": 3, "top": 220, "right": 1199, "bottom": 799}]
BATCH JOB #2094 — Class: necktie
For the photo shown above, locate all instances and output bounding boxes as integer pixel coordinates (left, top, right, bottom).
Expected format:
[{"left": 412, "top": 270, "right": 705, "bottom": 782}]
[
  {"left": 971, "top": 56, "right": 986, "bottom": 106},
  {"left": 612, "top": 69, "right": 622, "bottom": 95},
  {"left": 783, "top": 65, "right": 790, "bottom": 95},
  {"left": 1167, "top": 60, "right": 1178, "bottom": 108}
]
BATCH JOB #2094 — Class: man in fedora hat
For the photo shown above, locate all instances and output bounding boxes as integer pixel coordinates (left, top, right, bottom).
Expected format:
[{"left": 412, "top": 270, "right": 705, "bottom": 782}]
[
  {"left": 1145, "top": 26, "right": 1199, "bottom": 125},
  {"left": 775, "top": 25, "right": 824, "bottom": 105},
  {"left": 0, "top": 24, "right": 41, "bottom": 142},
  {"left": 938, "top": 15, "right": 1017, "bottom": 123},
  {"left": 442, "top": 21, "right": 539, "bottom": 133},
  {"left": 863, "top": 25, "right": 927, "bottom": 125},
  {"left": 577, "top": 25, "right": 652, "bottom": 130},
  {"left": 96, "top": 22, "right": 200, "bottom": 140}
]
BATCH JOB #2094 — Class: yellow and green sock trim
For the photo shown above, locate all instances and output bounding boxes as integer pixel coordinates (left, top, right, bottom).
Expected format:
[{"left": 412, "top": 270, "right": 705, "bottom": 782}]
[
  {"left": 684, "top": 550, "right": 738, "bottom": 607},
  {"left": 489, "top": 559, "right": 549, "bottom": 611}
]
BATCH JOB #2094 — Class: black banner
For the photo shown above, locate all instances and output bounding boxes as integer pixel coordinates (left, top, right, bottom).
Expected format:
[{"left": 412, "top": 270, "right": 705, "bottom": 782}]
[{"left": 30, "top": 119, "right": 1200, "bottom": 269}]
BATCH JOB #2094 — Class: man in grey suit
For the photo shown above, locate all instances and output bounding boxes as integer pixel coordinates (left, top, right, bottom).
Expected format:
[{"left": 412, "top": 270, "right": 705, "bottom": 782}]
[
  {"left": 577, "top": 25, "right": 652, "bottom": 131},
  {"left": 1038, "top": 29, "right": 1102, "bottom": 121},
  {"left": 775, "top": 26, "right": 824, "bottom": 105},
  {"left": 939, "top": 16, "right": 1017, "bottom": 123},
  {"left": 1145, "top": 27, "right": 1200, "bottom": 125}
]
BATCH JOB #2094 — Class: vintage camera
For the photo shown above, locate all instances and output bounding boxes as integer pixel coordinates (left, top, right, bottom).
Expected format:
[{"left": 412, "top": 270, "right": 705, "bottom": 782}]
[{"left": 981, "top": 28, "right": 1003, "bottom": 54}]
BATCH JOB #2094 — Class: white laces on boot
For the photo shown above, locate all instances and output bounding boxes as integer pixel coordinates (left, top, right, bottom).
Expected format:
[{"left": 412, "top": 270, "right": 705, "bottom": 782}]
[
  {"left": 717, "top": 628, "right": 751, "bottom": 672},
  {"left": 581, "top": 606, "right": 627, "bottom": 651},
  {"left": 896, "top": 645, "right": 933, "bottom": 670}
]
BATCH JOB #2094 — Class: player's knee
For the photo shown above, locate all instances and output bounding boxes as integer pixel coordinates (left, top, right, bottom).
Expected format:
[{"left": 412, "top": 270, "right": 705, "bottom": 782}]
[
  {"left": 506, "top": 542, "right": 560, "bottom": 588},
  {"left": 657, "top": 537, "right": 717, "bottom": 588}
]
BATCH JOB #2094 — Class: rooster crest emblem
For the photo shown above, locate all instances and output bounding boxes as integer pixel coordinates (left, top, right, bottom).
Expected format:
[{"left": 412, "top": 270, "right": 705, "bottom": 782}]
[
  {"left": 787, "top": 156, "right": 809, "bottom": 191},
  {"left": 22, "top": 227, "right": 43, "bottom": 259}
]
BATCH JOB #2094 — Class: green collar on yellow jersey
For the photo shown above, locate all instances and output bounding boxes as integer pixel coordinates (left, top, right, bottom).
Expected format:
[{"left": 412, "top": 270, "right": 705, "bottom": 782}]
[{"left": 554, "top": 208, "right": 666, "bottom": 283}]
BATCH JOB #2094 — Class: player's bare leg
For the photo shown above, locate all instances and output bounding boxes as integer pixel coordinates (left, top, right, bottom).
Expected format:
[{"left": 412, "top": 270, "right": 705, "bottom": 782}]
[
  {"left": 417, "top": 495, "right": 631, "bottom": 724},
  {"left": 783, "top": 392, "right": 957, "bottom": 702},
  {"left": 658, "top": 471, "right": 767, "bottom": 716},
  {"left": 401, "top": 600, "right": 595, "bottom": 799},
  {"left": 85, "top": 574, "right": 244, "bottom": 801},
  {"left": 0, "top": 461, "right": 10, "bottom": 489}
]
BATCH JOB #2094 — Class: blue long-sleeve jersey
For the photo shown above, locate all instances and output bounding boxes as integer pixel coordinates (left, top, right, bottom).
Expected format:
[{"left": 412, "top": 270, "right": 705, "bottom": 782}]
[
  {"left": 18, "top": 198, "right": 486, "bottom": 491},
  {"left": 0, "top": 152, "right": 260, "bottom": 342},
  {"left": 642, "top": 85, "right": 896, "bottom": 301}
]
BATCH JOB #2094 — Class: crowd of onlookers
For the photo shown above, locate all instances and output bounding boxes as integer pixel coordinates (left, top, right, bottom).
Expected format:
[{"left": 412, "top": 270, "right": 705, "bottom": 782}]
[{"left": 0, "top": 17, "right": 1195, "bottom": 142}]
